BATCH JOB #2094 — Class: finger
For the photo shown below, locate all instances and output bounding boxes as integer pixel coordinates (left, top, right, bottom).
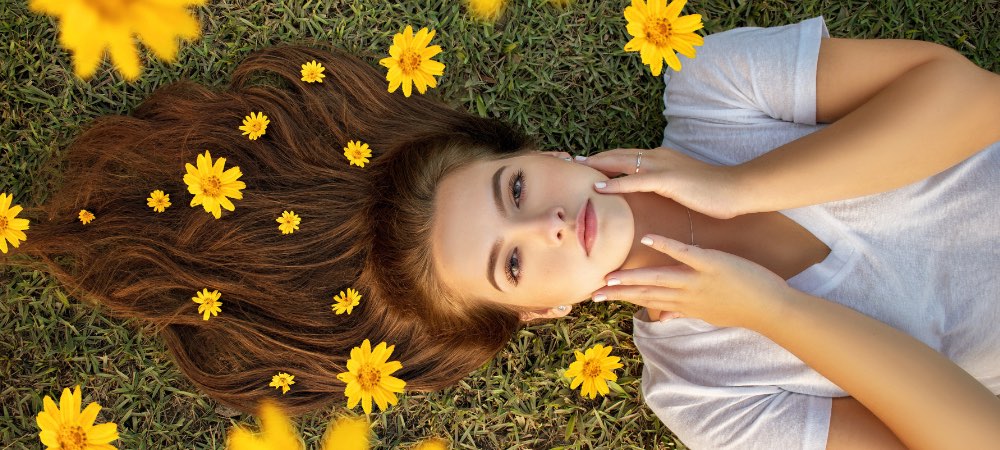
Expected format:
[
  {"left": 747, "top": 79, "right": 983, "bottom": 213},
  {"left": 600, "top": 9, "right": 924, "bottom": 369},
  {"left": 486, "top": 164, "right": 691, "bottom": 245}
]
[
  {"left": 536, "top": 150, "right": 573, "bottom": 161},
  {"left": 639, "top": 234, "right": 709, "bottom": 271},
  {"left": 593, "top": 173, "right": 663, "bottom": 195},
  {"left": 575, "top": 148, "right": 646, "bottom": 175},
  {"left": 605, "top": 265, "right": 695, "bottom": 289},
  {"left": 591, "top": 285, "right": 679, "bottom": 309}
]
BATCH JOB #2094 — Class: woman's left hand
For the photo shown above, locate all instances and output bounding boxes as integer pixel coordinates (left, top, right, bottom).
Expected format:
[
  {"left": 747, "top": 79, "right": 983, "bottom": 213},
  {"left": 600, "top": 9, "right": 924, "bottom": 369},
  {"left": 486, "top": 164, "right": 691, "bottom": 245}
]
[{"left": 592, "top": 234, "right": 792, "bottom": 330}]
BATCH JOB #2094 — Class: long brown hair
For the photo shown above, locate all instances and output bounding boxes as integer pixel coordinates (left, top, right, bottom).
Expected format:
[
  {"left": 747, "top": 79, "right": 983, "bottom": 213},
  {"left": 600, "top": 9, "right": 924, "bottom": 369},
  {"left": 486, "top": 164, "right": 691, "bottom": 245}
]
[{"left": 7, "top": 45, "right": 535, "bottom": 415}]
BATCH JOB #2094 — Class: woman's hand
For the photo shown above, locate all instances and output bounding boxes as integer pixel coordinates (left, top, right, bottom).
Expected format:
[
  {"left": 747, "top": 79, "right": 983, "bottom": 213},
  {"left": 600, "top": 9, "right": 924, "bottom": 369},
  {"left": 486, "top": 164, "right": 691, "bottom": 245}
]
[
  {"left": 577, "top": 147, "right": 750, "bottom": 219},
  {"left": 592, "top": 234, "right": 792, "bottom": 330}
]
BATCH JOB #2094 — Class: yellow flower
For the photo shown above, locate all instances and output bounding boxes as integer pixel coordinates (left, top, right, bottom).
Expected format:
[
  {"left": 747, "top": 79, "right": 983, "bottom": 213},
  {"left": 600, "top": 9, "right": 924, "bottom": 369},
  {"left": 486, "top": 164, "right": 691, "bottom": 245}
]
[
  {"left": 623, "top": 0, "right": 704, "bottom": 76},
  {"left": 35, "top": 385, "right": 119, "bottom": 450},
  {"left": 466, "top": 0, "right": 504, "bottom": 21},
  {"left": 343, "top": 141, "right": 372, "bottom": 168},
  {"left": 269, "top": 373, "right": 295, "bottom": 395},
  {"left": 227, "top": 401, "right": 303, "bottom": 450},
  {"left": 192, "top": 288, "right": 222, "bottom": 321},
  {"left": 28, "top": 0, "right": 204, "bottom": 80},
  {"left": 378, "top": 26, "right": 445, "bottom": 97},
  {"left": 320, "top": 416, "right": 370, "bottom": 450},
  {"left": 276, "top": 211, "right": 301, "bottom": 235},
  {"left": 300, "top": 60, "right": 326, "bottom": 83},
  {"left": 239, "top": 112, "right": 269, "bottom": 140},
  {"left": 563, "top": 344, "right": 623, "bottom": 399},
  {"left": 336, "top": 339, "right": 407, "bottom": 414},
  {"left": 183, "top": 150, "right": 246, "bottom": 219},
  {"left": 147, "top": 190, "right": 171, "bottom": 213},
  {"left": 78, "top": 210, "right": 95, "bottom": 225},
  {"left": 413, "top": 438, "right": 449, "bottom": 450},
  {"left": 0, "top": 193, "right": 30, "bottom": 254},
  {"left": 331, "top": 288, "right": 362, "bottom": 315}
]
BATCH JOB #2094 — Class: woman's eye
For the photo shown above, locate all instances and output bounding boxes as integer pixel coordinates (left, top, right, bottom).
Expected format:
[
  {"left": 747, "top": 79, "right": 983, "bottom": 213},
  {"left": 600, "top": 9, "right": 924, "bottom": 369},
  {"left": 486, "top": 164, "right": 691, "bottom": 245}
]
[
  {"left": 505, "top": 248, "right": 521, "bottom": 286},
  {"left": 509, "top": 169, "right": 525, "bottom": 208}
]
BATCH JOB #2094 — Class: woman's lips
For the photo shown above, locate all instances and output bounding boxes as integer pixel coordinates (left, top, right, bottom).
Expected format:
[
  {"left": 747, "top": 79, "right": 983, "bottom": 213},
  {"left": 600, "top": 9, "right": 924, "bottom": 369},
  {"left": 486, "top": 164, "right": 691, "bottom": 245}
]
[{"left": 577, "top": 199, "right": 596, "bottom": 256}]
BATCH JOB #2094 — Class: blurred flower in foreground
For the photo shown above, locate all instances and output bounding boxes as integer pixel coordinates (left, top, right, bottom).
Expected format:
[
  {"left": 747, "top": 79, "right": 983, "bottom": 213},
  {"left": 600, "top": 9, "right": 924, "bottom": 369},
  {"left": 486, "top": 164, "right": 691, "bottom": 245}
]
[
  {"left": 623, "top": 0, "right": 704, "bottom": 76},
  {"left": 379, "top": 26, "right": 445, "bottom": 97},
  {"left": 337, "top": 339, "right": 406, "bottom": 414},
  {"left": 239, "top": 112, "right": 269, "bottom": 141},
  {"left": 301, "top": 60, "right": 326, "bottom": 83},
  {"left": 270, "top": 373, "right": 295, "bottom": 395},
  {"left": 564, "top": 344, "right": 623, "bottom": 399},
  {"left": 147, "top": 190, "right": 171, "bottom": 213},
  {"left": 0, "top": 193, "right": 30, "bottom": 254},
  {"left": 183, "top": 150, "right": 246, "bottom": 219},
  {"left": 28, "top": 0, "right": 204, "bottom": 80},
  {"left": 413, "top": 438, "right": 450, "bottom": 450},
  {"left": 466, "top": 0, "right": 504, "bottom": 21},
  {"left": 35, "top": 385, "right": 118, "bottom": 450},
  {"left": 79, "top": 210, "right": 95, "bottom": 225}
]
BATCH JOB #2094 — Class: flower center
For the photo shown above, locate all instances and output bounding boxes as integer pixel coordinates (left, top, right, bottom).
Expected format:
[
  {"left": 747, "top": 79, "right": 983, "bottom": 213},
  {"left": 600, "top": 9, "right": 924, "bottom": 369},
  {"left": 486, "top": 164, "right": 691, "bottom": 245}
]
[
  {"left": 645, "top": 17, "right": 673, "bottom": 47},
  {"left": 0, "top": 216, "right": 8, "bottom": 230},
  {"left": 202, "top": 176, "right": 223, "bottom": 196},
  {"left": 57, "top": 425, "right": 87, "bottom": 450},
  {"left": 582, "top": 360, "right": 602, "bottom": 378},
  {"left": 357, "top": 365, "right": 382, "bottom": 390},
  {"left": 399, "top": 50, "right": 422, "bottom": 74},
  {"left": 250, "top": 122, "right": 263, "bottom": 132},
  {"left": 87, "top": 0, "right": 137, "bottom": 21}
]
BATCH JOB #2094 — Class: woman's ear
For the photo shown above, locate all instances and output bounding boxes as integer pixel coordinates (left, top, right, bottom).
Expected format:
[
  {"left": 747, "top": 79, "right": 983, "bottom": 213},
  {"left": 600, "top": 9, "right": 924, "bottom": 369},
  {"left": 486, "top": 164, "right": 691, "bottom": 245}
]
[{"left": 519, "top": 305, "right": 572, "bottom": 322}]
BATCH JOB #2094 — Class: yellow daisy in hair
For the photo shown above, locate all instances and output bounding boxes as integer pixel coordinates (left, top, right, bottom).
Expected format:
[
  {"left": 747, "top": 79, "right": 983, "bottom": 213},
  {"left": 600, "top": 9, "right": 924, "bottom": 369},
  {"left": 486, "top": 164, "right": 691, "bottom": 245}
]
[
  {"left": 466, "top": 0, "right": 504, "bottom": 21},
  {"left": 623, "top": 0, "right": 704, "bottom": 76},
  {"left": 239, "top": 112, "right": 269, "bottom": 140},
  {"left": 192, "top": 288, "right": 222, "bottom": 321},
  {"left": 269, "top": 372, "right": 295, "bottom": 394},
  {"left": 300, "top": 60, "right": 326, "bottom": 83},
  {"left": 331, "top": 288, "right": 362, "bottom": 315},
  {"left": 343, "top": 141, "right": 372, "bottom": 168},
  {"left": 28, "top": 0, "right": 203, "bottom": 80},
  {"left": 79, "top": 210, "right": 95, "bottom": 225},
  {"left": 336, "top": 339, "right": 407, "bottom": 414},
  {"left": 147, "top": 190, "right": 171, "bottom": 213},
  {"left": 0, "top": 193, "right": 30, "bottom": 254},
  {"left": 35, "top": 385, "right": 119, "bottom": 450},
  {"left": 564, "top": 344, "right": 623, "bottom": 399},
  {"left": 378, "top": 26, "right": 445, "bottom": 97},
  {"left": 183, "top": 150, "right": 246, "bottom": 219},
  {"left": 276, "top": 211, "right": 301, "bottom": 235}
]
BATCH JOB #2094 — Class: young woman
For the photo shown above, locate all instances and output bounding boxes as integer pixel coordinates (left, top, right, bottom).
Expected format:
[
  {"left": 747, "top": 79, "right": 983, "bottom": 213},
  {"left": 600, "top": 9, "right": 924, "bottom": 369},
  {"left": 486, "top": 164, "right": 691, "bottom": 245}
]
[{"left": 9, "top": 16, "right": 999, "bottom": 450}]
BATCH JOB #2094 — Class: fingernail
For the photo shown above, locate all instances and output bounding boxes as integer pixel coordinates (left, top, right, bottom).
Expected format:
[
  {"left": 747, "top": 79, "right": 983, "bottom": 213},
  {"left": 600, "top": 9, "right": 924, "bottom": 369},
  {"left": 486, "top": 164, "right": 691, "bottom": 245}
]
[
  {"left": 563, "top": 157, "right": 572, "bottom": 161},
  {"left": 606, "top": 278, "right": 620, "bottom": 286},
  {"left": 640, "top": 236, "right": 654, "bottom": 246},
  {"left": 574, "top": 155, "right": 588, "bottom": 161},
  {"left": 593, "top": 293, "right": 607, "bottom": 302},
  {"left": 594, "top": 181, "right": 607, "bottom": 189}
]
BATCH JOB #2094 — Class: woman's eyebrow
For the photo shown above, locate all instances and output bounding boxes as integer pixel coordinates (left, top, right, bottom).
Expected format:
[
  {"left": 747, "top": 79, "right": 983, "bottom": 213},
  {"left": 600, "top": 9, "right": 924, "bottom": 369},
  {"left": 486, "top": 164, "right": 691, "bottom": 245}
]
[{"left": 486, "top": 165, "right": 508, "bottom": 293}]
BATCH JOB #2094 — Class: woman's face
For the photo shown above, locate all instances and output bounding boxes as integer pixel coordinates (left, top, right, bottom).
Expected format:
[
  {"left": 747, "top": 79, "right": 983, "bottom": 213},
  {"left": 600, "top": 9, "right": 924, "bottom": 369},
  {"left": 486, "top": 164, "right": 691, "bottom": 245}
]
[{"left": 431, "top": 153, "right": 635, "bottom": 310}]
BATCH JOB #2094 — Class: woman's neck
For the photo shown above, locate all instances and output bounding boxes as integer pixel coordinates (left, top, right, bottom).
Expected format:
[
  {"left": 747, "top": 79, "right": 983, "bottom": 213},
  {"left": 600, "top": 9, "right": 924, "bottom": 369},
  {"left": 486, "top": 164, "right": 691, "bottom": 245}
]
[{"left": 617, "top": 192, "right": 820, "bottom": 280}]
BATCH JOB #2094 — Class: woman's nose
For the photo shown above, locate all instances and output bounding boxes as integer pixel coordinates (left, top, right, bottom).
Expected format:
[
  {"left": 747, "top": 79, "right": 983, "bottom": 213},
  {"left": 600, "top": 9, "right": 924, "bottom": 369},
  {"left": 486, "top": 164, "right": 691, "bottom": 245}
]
[{"left": 514, "top": 206, "right": 567, "bottom": 245}]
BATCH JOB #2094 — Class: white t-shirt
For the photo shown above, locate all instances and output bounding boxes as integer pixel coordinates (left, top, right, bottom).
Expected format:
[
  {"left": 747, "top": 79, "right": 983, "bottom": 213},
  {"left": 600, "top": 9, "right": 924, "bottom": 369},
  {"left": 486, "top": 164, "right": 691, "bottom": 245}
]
[{"left": 633, "top": 16, "right": 1000, "bottom": 450}]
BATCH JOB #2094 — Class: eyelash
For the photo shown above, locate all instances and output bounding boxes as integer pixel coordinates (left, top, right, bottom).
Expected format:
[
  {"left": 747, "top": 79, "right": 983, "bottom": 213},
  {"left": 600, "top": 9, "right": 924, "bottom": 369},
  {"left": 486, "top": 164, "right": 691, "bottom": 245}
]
[{"left": 505, "top": 170, "right": 526, "bottom": 286}]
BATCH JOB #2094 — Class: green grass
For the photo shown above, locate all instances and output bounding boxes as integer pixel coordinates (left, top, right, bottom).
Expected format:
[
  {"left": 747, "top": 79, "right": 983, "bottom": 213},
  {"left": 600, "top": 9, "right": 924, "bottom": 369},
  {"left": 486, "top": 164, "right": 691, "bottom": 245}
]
[{"left": 1, "top": 0, "right": 997, "bottom": 448}]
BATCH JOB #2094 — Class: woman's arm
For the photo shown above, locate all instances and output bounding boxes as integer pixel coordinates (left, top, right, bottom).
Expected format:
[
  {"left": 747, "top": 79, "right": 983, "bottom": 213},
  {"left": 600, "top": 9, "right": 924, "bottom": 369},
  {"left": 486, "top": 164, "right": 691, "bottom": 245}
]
[
  {"left": 597, "top": 235, "right": 1000, "bottom": 449},
  {"left": 733, "top": 38, "right": 1000, "bottom": 215}
]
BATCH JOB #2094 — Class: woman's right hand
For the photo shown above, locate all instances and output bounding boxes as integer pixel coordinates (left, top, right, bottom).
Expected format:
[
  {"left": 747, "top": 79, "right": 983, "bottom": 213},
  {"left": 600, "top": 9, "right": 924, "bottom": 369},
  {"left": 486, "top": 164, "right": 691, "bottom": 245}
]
[{"left": 576, "top": 147, "right": 752, "bottom": 219}]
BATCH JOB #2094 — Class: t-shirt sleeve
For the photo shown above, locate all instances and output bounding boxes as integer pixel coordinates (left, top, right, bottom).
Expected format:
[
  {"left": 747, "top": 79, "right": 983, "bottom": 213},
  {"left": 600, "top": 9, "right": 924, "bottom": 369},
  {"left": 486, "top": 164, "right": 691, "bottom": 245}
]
[
  {"left": 641, "top": 360, "right": 833, "bottom": 450},
  {"left": 661, "top": 16, "right": 830, "bottom": 126}
]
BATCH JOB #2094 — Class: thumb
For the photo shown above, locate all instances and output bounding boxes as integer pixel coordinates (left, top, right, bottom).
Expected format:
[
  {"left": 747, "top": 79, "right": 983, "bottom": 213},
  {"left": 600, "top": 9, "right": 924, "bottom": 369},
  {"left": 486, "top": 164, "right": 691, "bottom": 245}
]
[
  {"left": 639, "top": 234, "right": 706, "bottom": 270},
  {"left": 594, "top": 174, "right": 663, "bottom": 195}
]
